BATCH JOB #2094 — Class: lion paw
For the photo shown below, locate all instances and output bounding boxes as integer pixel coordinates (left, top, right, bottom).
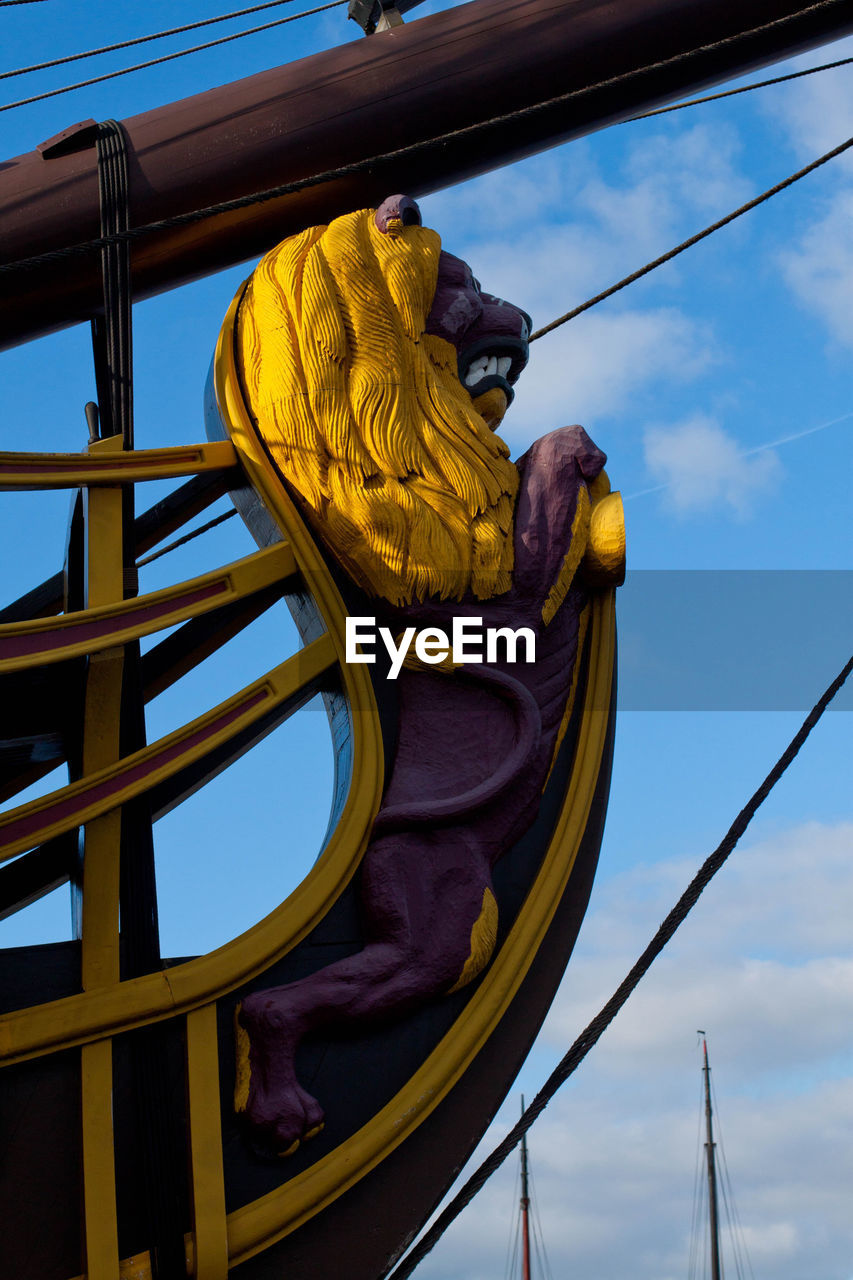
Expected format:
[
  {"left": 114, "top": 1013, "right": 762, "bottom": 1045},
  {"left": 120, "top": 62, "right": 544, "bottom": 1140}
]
[
  {"left": 253, "top": 1082, "right": 326, "bottom": 1157},
  {"left": 235, "top": 998, "right": 326, "bottom": 1156}
]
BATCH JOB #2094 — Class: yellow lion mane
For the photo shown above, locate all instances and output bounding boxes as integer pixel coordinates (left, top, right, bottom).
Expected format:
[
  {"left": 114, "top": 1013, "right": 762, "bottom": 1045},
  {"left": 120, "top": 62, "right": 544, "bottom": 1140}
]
[{"left": 234, "top": 208, "right": 519, "bottom": 606}]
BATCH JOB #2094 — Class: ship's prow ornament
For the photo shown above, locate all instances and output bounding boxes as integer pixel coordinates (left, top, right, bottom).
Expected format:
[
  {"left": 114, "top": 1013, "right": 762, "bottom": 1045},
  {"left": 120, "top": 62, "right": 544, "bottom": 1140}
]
[
  {"left": 0, "top": 194, "right": 623, "bottom": 1280},
  {"left": 203, "top": 194, "right": 624, "bottom": 1271}
]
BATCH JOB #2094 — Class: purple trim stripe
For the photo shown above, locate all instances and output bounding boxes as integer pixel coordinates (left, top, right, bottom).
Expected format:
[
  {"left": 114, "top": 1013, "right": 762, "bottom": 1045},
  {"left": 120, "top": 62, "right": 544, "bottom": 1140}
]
[
  {"left": 0, "top": 686, "right": 269, "bottom": 857},
  {"left": 0, "top": 580, "right": 227, "bottom": 661}
]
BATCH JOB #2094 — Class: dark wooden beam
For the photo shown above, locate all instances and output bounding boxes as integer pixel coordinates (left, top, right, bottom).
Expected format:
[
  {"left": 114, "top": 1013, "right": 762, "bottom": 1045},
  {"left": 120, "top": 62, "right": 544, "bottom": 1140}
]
[
  {"left": 0, "top": 572, "right": 65, "bottom": 626},
  {"left": 1, "top": 0, "right": 851, "bottom": 349},
  {"left": 133, "top": 468, "right": 237, "bottom": 557},
  {"left": 0, "top": 832, "right": 76, "bottom": 921},
  {"left": 0, "top": 470, "right": 235, "bottom": 625}
]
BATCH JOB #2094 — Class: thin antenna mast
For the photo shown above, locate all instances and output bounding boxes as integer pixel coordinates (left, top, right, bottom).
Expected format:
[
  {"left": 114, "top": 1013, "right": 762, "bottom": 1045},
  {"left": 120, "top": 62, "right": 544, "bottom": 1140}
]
[
  {"left": 520, "top": 1095, "right": 532, "bottom": 1280},
  {"left": 699, "top": 1034, "right": 723, "bottom": 1280}
]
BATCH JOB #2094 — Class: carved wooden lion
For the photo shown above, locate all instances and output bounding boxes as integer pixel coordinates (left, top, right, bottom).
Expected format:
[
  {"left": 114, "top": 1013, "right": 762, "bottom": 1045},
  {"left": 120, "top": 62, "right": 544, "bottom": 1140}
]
[{"left": 226, "top": 195, "right": 624, "bottom": 1154}]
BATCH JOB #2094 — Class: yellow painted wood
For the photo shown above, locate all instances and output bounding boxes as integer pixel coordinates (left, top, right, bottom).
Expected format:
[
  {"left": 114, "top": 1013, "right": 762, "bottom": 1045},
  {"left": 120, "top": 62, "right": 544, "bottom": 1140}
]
[
  {"left": 79, "top": 448, "right": 125, "bottom": 981},
  {"left": 543, "top": 603, "right": 591, "bottom": 788},
  {"left": 79, "top": 720, "right": 123, "bottom": 991},
  {"left": 119, "top": 1254, "right": 154, "bottom": 1279},
  {"left": 69, "top": 1250, "right": 155, "bottom": 1280},
  {"left": 235, "top": 210, "right": 519, "bottom": 606},
  {"left": 83, "top": 450, "right": 123, "bottom": 609},
  {"left": 79, "top": 437, "right": 123, "bottom": 1280},
  {"left": 0, "top": 542, "right": 297, "bottom": 674},
  {"left": 81, "top": 1038, "right": 121, "bottom": 1280},
  {"left": 582, "top": 490, "right": 627, "bottom": 587},
  {"left": 0, "top": 632, "right": 336, "bottom": 864},
  {"left": 78, "top": 486, "right": 125, "bottom": 989},
  {"left": 186, "top": 1005, "right": 230, "bottom": 1279},
  {"left": 77, "top": 671, "right": 124, "bottom": 988},
  {"left": 541, "top": 483, "right": 590, "bottom": 625},
  {"left": 0, "top": 440, "right": 237, "bottom": 489}
]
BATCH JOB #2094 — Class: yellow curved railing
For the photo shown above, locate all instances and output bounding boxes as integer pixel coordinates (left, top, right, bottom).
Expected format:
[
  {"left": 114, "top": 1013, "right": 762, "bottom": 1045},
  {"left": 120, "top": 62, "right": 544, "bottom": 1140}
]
[{"left": 0, "top": 294, "right": 385, "bottom": 1070}]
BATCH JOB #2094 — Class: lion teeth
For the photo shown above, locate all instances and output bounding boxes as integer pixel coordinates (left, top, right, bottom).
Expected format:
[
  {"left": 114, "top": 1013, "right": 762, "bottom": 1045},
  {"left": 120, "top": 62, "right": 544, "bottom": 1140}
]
[{"left": 464, "top": 352, "right": 513, "bottom": 389}]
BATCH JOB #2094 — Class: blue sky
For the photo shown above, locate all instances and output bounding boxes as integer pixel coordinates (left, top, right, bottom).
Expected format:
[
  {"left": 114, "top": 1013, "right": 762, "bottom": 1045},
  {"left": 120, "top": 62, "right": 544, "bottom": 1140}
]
[{"left": 1, "top": 4, "right": 851, "bottom": 1278}]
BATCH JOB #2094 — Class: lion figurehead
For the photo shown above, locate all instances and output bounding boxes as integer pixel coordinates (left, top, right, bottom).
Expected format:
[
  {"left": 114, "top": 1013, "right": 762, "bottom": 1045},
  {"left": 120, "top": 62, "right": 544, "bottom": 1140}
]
[{"left": 234, "top": 195, "right": 531, "bottom": 607}]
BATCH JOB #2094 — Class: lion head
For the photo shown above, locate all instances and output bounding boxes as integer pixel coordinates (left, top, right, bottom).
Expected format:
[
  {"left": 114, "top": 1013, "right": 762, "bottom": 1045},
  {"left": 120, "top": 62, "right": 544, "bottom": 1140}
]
[{"left": 234, "top": 195, "right": 531, "bottom": 606}]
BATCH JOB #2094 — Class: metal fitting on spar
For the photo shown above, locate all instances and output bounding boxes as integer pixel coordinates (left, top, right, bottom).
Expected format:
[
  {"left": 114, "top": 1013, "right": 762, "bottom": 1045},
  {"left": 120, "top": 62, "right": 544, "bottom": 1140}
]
[{"left": 345, "top": 617, "right": 537, "bottom": 679}]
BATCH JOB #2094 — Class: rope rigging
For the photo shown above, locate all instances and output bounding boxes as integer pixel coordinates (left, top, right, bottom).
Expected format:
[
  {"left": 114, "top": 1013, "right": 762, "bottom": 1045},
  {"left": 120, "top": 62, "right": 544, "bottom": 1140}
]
[
  {"left": 3, "top": 122, "right": 849, "bottom": 368},
  {"left": 135, "top": 508, "right": 238, "bottom": 567},
  {"left": 527, "top": 1159, "right": 556, "bottom": 1280},
  {"left": 0, "top": 0, "right": 850, "bottom": 360},
  {"left": 2, "top": 0, "right": 847, "bottom": 122},
  {"left": 1, "top": 0, "right": 307, "bottom": 82},
  {"left": 92, "top": 121, "right": 133, "bottom": 446},
  {"left": 0, "top": 0, "right": 848, "bottom": 309},
  {"left": 527, "top": 132, "right": 853, "bottom": 342},
  {"left": 0, "top": 0, "right": 346, "bottom": 113},
  {"left": 3, "top": 6, "right": 848, "bottom": 110},
  {"left": 503, "top": 1153, "right": 522, "bottom": 1280},
  {"left": 384, "top": 649, "right": 853, "bottom": 1279},
  {"left": 631, "top": 53, "right": 853, "bottom": 120}
]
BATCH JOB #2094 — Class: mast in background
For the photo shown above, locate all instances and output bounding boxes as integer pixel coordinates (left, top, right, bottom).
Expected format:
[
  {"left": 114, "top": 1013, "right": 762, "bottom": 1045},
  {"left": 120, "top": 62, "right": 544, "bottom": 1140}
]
[
  {"left": 699, "top": 1032, "right": 723, "bottom": 1280},
  {"left": 520, "top": 1096, "right": 532, "bottom": 1280}
]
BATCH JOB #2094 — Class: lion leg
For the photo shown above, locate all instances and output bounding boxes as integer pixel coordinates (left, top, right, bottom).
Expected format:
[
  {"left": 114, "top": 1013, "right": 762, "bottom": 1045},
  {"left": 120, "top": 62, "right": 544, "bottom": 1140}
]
[{"left": 238, "top": 831, "right": 496, "bottom": 1152}]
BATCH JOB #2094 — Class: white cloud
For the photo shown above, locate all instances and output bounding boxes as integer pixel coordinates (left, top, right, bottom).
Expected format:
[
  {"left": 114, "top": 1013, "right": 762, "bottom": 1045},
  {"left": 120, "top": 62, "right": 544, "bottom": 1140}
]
[
  {"left": 420, "top": 130, "right": 752, "bottom": 450},
  {"left": 759, "top": 40, "right": 853, "bottom": 350},
  {"left": 545, "top": 822, "right": 853, "bottom": 1082},
  {"left": 503, "top": 309, "right": 715, "bottom": 448},
  {"left": 761, "top": 38, "right": 853, "bottom": 169},
  {"left": 643, "top": 414, "right": 781, "bottom": 517},
  {"left": 598, "top": 122, "right": 753, "bottom": 232},
  {"left": 421, "top": 121, "right": 752, "bottom": 332},
  {"left": 454, "top": 223, "right": 618, "bottom": 324},
  {"left": 410, "top": 822, "right": 853, "bottom": 1280},
  {"left": 425, "top": 123, "right": 751, "bottom": 262},
  {"left": 424, "top": 196, "right": 721, "bottom": 449},
  {"left": 779, "top": 188, "right": 853, "bottom": 349},
  {"left": 421, "top": 153, "right": 571, "bottom": 241}
]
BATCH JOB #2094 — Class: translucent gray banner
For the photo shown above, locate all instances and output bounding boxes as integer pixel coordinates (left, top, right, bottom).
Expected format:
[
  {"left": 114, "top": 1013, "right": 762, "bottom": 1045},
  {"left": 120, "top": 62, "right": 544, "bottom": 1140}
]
[{"left": 616, "top": 571, "right": 853, "bottom": 711}]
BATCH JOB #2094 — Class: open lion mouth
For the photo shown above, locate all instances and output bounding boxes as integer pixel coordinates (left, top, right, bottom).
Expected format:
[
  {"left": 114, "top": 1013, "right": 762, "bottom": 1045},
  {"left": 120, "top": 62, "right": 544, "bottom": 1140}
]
[
  {"left": 458, "top": 336, "right": 529, "bottom": 405},
  {"left": 464, "top": 353, "right": 514, "bottom": 388}
]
